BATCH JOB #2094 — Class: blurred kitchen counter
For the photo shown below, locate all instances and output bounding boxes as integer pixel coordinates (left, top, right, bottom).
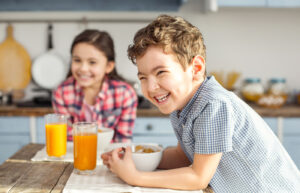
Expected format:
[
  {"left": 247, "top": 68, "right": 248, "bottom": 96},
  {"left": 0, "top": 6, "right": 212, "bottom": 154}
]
[{"left": 0, "top": 104, "right": 300, "bottom": 117}]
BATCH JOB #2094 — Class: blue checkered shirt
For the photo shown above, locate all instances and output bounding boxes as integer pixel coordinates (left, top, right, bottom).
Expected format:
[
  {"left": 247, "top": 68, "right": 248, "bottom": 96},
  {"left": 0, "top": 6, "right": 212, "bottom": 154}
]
[{"left": 170, "top": 76, "right": 300, "bottom": 193}]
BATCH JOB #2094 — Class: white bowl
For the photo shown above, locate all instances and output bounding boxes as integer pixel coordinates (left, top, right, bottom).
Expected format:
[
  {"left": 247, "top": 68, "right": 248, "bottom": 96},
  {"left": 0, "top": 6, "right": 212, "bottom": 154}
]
[
  {"left": 131, "top": 144, "right": 163, "bottom": 171},
  {"left": 97, "top": 127, "right": 114, "bottom": 152}
]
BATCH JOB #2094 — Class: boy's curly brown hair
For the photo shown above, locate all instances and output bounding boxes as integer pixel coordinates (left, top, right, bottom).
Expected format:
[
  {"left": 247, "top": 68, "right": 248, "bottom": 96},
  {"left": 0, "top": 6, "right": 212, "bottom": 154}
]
[{"left": 127, "top": 14, "right": 206, "bottom": 70}]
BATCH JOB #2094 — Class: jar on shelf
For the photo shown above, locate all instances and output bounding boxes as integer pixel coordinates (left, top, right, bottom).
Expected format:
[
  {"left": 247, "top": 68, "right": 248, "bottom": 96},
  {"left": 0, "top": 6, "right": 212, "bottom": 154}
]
[
  {"left": 241, "top": 78, "right": 264, "bottom": 102},
  {"left": 268, "top": 78, "right": 287, "bottom": 96}
]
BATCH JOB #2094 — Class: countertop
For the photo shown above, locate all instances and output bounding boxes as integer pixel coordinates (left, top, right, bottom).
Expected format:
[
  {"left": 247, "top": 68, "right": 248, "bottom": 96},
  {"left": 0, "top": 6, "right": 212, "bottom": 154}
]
[
  {"left": 0, "top": 143, "right": 214, "bottom": 193},
  {"left": 0, "top": 104, "right": 300, "bottom": 117}
]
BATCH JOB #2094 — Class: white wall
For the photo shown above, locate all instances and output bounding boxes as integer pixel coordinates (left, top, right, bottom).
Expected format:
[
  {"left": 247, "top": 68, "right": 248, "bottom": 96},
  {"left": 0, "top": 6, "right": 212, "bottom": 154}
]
[
  {"left": 0, "top": 0, "right": 299, "bottom": 100},
  {"left": 179, "top": 1, "right": 300, "bottom": 92}
]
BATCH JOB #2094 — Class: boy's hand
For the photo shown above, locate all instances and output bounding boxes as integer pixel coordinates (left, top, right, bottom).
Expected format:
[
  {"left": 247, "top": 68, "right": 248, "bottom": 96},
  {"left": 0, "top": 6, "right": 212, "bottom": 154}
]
[
  {"left": 107, "top": 146, "right": 139, "bottom": 185},
  {"left": 101, "top": 148, "right": 126, "bottom": 168},
  {"left": 101, "top": 150, "right": 112, "bottom": 168}
]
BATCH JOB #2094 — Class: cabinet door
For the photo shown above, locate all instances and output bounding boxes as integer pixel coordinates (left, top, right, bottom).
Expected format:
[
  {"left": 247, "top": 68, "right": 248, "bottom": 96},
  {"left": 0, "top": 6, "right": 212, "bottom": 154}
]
[
  {"left": 218, "top": 0, "right": 266, "bottom": 7},
  {"left": 263, "top": 117, "right": 277, "bottom": 134},
  {"left": 36, "top": 116, "right": 46, "bottom": 143},
  {"left": 282, "top": 118, "right": 300, "bottom": 169},
  {"left": 133, "top": 118, "right": 177, "bottom": 148},
  {"left": 0, "top": 117, "right": 31, "bottom": 164},
  {"left": 283, "top": 136, "right": 300, "bottom": 169},
  {"left": 267, "top": 0, "right": 300, "bottom": 7}
]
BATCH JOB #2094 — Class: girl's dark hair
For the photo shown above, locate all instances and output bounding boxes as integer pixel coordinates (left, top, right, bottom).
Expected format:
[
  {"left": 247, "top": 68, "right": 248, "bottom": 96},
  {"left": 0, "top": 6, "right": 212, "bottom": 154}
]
[{"left": 69, "top": 29, "right": 124, "bottom": 81}]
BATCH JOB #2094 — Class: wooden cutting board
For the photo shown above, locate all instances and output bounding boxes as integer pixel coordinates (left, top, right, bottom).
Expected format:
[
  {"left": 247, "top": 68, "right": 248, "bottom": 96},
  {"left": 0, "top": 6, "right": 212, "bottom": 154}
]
[{"left": 0, "top": 24, "right": 31, "bottom": 91}]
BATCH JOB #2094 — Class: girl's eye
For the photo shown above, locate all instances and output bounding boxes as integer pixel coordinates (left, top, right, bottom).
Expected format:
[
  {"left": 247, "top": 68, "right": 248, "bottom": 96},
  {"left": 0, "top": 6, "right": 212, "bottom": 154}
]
[
  {"left": 72, "top": 58, "right": 81, "bottom": 63},
  {"left": 89, "top": 61, "right": 97, "bottom": 65}
]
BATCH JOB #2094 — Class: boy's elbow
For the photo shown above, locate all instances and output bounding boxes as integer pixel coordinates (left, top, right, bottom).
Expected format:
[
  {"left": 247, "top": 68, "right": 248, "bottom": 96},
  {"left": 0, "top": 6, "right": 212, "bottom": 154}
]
[
  {"left": 192, "top": 181, "right": 209, "bottom": 190},
  {"left": 186, "top": 174, "right": 209, "bottom": 190}
]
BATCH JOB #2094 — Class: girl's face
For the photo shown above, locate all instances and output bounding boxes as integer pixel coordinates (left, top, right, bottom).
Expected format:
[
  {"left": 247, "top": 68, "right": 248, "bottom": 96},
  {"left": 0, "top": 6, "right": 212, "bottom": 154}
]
[
  {"left": 136, "top": 46, "right": 200, "bottom": 114},
  {"left": 71, "top": 43, "right": 114, "bottom": 90}
]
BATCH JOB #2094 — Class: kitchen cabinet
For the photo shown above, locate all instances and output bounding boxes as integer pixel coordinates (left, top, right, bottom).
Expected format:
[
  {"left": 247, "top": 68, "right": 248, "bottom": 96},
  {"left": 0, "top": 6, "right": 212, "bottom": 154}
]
[
  {"left": 282, "top": 118, "right": 300, "bottom": 168},
  {"left": 1, "top": 105, "right": 300, "bottom": 169},
  {"left": 268, "top": 0, "right": 300, "bottom": 7},
  {"left": 36, "top": 116, "right": 46, "bottom": 143},
  {"left": 218, "top": 0, "right": 266, "bottom": 7},
  {"left": 218, "top": 0, "right": 300, "bottom": 7},
  {"left": 0, "top": 117, "right": 31, "bottom": 164},
  {"left": 133, "top": 117, "right": 177, "bottom": 148},
  {"left": 258, "top": 117, "right": 300, "bottom": 168}
]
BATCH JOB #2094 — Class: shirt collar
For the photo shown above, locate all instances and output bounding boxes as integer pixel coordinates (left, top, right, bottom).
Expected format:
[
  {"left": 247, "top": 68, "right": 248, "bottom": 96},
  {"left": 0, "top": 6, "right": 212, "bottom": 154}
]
[
  {"left": 176, "top": 76, "right": 209, "bottom": 119},
  {"left": 73, "top": 76, "right": 109, "bottom": 99},
  {"left": 98, "top": 76, "right": 109, "bottom": 99},
  {"left": 73, "top": 77, "right": 82, "bottom": 94}
]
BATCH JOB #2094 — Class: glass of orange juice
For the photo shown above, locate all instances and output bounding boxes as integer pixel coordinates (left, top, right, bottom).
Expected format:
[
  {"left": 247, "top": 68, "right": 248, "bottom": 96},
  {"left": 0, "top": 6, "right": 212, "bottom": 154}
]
[
  {"left": 45, "top": 114, "right": 67, "bottom": 160},
  {"left": 73, "top": 122, "right": 98, "bottom": 175}
]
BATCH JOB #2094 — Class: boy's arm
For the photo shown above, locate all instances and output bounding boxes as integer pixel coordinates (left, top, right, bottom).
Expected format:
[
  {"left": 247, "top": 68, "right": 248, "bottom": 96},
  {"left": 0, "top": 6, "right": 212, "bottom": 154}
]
[
  {"left": 158, "top": 143, "right": 191, "bottom": 169},
  {"left": 135, "top": 153, "right": 222, "bottom": 190},
  {"left": 108, "top": 146, "right": 222, "bottom": 190}
]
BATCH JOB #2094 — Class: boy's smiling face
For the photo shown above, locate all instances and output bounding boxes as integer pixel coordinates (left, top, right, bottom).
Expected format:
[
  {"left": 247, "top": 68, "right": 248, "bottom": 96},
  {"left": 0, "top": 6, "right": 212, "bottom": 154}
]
[{"left": 137, "top": 46, "right": 204, "bottom": 114}]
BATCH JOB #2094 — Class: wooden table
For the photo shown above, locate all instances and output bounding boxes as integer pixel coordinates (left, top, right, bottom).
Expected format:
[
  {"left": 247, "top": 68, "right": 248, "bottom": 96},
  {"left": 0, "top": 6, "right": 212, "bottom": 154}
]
[
  {"left": 0, "top": 144, "right": 73, "bottom": 193},
  {"left": 0, "top": 143, "right": 213, "bottom": 193}
]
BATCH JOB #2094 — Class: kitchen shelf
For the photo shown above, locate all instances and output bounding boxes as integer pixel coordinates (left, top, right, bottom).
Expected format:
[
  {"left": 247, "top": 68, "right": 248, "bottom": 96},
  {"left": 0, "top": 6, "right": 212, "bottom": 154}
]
[{"left": 0, "top": 104, "right": 300, "bottom": 117}]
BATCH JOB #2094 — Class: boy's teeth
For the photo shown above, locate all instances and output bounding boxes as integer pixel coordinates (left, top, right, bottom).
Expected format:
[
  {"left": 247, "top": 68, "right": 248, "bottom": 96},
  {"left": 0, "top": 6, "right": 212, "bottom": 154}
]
[{"left": 156, "top": 94, "right": 168, "bottom": 102}]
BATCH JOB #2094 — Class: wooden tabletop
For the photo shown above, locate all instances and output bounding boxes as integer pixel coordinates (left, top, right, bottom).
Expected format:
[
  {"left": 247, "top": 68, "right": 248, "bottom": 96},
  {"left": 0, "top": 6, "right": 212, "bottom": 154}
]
[
  {"left": 0, "top": 144, "right": 73, "bottom": 193},
  {"left": 0, "top": 104, "right": 300, "bottom": 117},
  {"left": 0, "top": 143, "right": 213, "bottom": 193}
]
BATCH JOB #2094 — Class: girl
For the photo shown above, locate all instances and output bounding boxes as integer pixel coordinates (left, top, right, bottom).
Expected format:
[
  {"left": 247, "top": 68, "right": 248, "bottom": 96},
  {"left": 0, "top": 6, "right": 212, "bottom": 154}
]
[{"left": 52, "top": 30, "right": 138, "bottom": 142}]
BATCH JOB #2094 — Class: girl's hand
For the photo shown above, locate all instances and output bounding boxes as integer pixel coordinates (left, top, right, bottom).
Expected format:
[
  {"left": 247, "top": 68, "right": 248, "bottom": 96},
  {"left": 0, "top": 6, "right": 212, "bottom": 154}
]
[{"left": 108, "top": 146, "right": 139, "bottom": 185}]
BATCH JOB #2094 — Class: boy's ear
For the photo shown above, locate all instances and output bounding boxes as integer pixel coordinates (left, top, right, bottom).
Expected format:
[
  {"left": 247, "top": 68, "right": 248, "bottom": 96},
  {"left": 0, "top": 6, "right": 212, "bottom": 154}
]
[
  {"left": 191, "top": 55, "right": 205, "bottom": 76},
  {"left": 105, "top": 61, "right": 115, "bottom": 74}
]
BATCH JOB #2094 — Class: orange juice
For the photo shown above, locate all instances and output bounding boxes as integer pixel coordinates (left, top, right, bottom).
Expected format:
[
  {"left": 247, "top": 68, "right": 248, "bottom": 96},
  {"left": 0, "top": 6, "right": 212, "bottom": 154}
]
[
  {"left": 73, "top": 134, "right": 97, "bottom": 170},
  {"left": 45, "top": 123, "right": 67, "bottom": 157}
]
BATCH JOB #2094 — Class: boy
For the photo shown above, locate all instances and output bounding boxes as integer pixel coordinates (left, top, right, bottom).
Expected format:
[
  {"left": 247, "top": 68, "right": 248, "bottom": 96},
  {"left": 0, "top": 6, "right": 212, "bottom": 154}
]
[{"left": 101, "top": 15, "right": 300, "bottom": 192}]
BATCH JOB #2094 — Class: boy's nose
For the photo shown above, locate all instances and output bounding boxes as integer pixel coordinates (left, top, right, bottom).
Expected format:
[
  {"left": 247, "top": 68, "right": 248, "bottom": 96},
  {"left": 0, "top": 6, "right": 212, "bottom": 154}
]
[{"left": 147, "top": 78, "right": 159, "bottom": 92}]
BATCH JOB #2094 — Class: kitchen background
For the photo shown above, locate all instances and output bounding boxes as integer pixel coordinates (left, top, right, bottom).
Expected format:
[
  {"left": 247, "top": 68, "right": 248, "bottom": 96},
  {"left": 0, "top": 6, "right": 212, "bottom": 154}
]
[
  {"left": 0, "top": 0, "right": 300, "bottom": 99},
  {"left": 0, "top": 0, "right": 300, "bottom": 167}
]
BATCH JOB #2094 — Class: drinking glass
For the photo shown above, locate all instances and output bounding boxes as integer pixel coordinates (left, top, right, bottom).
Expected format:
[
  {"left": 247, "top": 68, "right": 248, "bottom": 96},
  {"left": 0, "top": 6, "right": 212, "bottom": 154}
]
[
  {"left": 45, "top": 113, "right": 67, "bottom": 160},
  {"left": 73, "top": 122, "right": 98, "bottom": 175}
]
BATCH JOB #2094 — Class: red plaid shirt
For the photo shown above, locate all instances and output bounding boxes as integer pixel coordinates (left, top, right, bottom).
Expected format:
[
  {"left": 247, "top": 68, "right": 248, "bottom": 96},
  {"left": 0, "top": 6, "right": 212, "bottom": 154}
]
[{"left": 52, "top": 76, "right": 138, "bottom": 142}]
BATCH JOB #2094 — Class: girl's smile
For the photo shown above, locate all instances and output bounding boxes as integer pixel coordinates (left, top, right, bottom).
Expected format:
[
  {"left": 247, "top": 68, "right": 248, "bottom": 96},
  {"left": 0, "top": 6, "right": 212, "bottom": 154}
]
[{"left": 71, "top": 43, "right": 114, "bottom": 90}]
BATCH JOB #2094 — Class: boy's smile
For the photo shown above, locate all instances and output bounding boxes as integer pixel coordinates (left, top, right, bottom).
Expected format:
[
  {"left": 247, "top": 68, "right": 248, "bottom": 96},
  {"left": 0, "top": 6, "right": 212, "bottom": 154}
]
[{"left": 137, "top": 46, "right": 202, "bottom": 114}]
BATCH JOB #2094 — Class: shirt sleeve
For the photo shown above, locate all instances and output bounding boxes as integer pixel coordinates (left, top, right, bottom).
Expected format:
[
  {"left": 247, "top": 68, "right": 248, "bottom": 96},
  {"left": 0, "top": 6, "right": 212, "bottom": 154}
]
[
  {"left": 193, "top": 101, "right": 234, "bottom": 154},
  {"left": 113, "top": 86, "right": 138, "bottom": 143},
  {"left": 52, "top": 87, "right": 69, "bottom": 114}
]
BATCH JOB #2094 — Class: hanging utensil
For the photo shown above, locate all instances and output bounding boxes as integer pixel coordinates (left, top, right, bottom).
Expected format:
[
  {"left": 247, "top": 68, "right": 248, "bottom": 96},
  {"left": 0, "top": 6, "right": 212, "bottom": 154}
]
[
  {"left": 0, "top": 24, "right": 31, "bottom": 91},
  {"left": 31, "top": 23, "right": 67, "bottom": 90}
]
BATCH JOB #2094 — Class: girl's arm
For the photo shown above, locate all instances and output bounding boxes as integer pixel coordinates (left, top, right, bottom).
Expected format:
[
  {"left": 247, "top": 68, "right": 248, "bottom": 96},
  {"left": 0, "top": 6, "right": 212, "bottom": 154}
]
[
  {"left": 52, "top": 87, "right": 74, "bottom": 140},
  {"left": 52, "top": 88, "right": 69, "bottom": 115},
  {"left": 108, "top": 146, "right": 222, "bottom": 190}
]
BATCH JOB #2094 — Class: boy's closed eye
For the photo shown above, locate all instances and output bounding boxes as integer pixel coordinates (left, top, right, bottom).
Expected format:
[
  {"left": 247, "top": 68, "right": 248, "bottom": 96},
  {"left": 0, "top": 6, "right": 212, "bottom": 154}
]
[
  {"left": 156, "top": 70, "right": 166, "bottom": 76},
  {"left": 138, "top": 76, "right": 146, "bottom": 81}
]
